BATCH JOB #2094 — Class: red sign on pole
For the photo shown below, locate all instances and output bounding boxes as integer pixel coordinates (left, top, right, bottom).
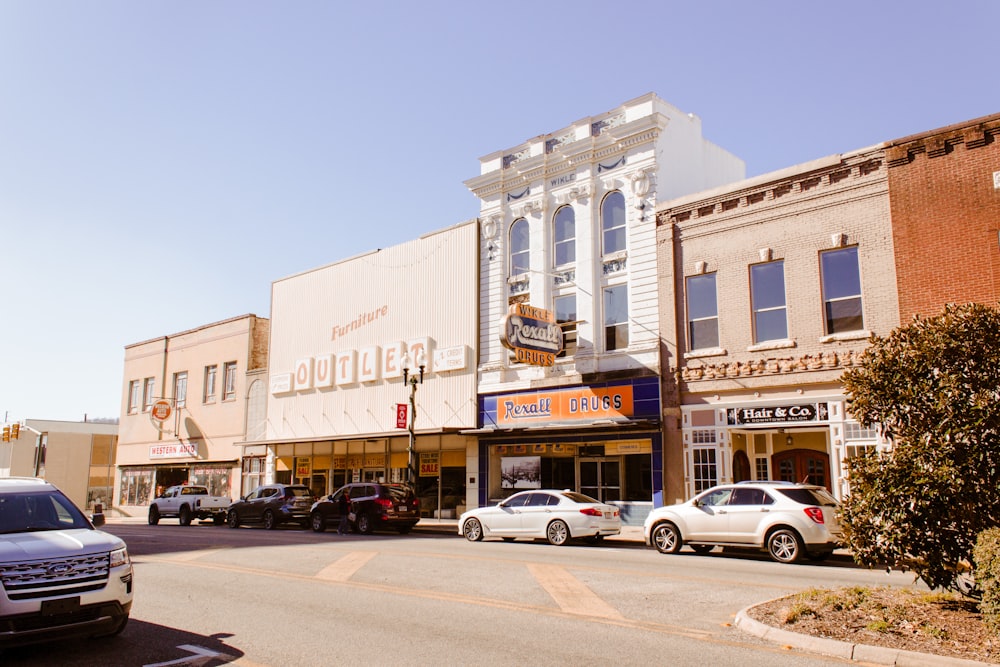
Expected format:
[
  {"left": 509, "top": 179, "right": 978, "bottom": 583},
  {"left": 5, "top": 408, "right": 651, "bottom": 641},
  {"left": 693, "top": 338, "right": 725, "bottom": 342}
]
[{"left": 395, "top": 403, "right": 408, "bottom": 429}]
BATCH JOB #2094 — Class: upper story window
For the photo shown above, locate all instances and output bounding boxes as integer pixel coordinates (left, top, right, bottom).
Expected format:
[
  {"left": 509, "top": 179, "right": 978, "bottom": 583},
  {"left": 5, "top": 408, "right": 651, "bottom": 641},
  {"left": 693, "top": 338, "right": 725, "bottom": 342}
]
[
  {"left": 127, "top": 380, "right": 141, "bottom": 415},
  {"left": 142, "top": 377, "right": 156, "bottom": 412},
  {"left": 173, "top": 371, "right": 188, "bottom": 409},
  {"left": 750, "top": 261, "right": 788, "bottom": 342},
  {"left": 686, "top": 273, "right": 719, "bottom": 350},
  {"left": 204, "top": 365, "right": 217, "bottom": 403},
  {"left": 820, "top": 246, "right": 863, "bottom": 334},
  {"left": 554, "top": 293, "right": 577, "bottom": 358},
  {"left": 553, "top": 206, "right": 575, "bottom": 267},
  {"left": 603, "top": 284, "right": 629, "bottom": 351},
  {"left": 223, "top": 361, "right": 238, "bottom": 401},
  {"left": 601, "top": 191, "right": 626, "bottom": 255},
  {"left": 509, "top": 218, "right": 530, "bottom": 276}
]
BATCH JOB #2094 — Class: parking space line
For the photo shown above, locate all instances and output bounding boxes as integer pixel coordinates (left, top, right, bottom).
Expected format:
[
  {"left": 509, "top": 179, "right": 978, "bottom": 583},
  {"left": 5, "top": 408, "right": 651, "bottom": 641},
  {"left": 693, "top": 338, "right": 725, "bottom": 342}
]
[
  {"left": 315, "top": 551, "right": 378, "bottom": 581},
  {"left": 527, "top": 563, "right": 623, "bottom": 619}
]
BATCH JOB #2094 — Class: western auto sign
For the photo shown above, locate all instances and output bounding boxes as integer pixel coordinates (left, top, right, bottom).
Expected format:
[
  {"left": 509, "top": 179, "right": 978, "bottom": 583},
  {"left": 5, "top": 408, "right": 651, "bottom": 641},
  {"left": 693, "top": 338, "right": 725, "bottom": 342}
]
[
  {"left": 500, "top": 303, "right": 564, "bottom": 367},
  {"left": 726, "top": 403, "right": 829, "bottom": 426}
]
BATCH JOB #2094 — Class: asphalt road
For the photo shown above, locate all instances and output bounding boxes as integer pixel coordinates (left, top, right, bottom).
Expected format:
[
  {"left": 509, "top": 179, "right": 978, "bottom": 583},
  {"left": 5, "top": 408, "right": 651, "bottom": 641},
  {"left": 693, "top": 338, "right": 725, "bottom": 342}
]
[{"left": 1, "top": 520, "right": 928, "bottom": 666}]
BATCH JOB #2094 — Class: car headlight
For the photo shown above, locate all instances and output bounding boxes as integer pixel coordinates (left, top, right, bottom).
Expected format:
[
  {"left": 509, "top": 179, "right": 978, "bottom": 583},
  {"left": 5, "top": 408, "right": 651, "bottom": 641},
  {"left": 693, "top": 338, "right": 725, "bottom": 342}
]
[{"left": 110, "top": 546, "right": 130, "bottom": 569}]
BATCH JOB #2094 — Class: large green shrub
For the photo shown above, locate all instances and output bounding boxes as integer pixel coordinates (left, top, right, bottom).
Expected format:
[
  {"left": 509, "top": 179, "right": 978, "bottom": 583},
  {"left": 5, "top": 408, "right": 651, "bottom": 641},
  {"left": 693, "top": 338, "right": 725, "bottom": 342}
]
[
  {"left": 840, "top": 302, "right": 1000, "bottom": 594},
  {"left": 975, "top": 529, "right": 1000, "bottom": 633}
]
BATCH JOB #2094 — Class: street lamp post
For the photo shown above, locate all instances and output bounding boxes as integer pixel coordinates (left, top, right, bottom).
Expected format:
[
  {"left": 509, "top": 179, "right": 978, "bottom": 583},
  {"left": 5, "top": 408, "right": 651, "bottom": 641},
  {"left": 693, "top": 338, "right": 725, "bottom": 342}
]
[{"left": 401, "top": 350, "right": 426, "bottom": 492}]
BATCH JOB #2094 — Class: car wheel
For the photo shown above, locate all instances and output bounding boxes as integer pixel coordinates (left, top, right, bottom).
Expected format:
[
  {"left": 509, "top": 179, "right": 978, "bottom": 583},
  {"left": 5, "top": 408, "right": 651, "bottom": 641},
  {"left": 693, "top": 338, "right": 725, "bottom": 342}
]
[
  {"left": 356, "top": 513, "right": 373, "bottom": 535},
  {"left": 767, "top": 528, "right": 804, "bottom": 563},
  {"left": 546, "top": 519, "right": 570, "bottom": 546},
  {"left": 227, "top": 509, "right": 240, "bottom": 528},
  {"left": 311, "top": 512, "right": 326, "bottom": 533},
  {"left": 147, "top": 506, "right": 160, "bottom": 526},
  {"left": 690, "top": 544, "right": 714, "bottom": 555},
  {"left": 463, "top": 518, "right": 484, "bottom": 542},
  {"left": 179, "top": 506, "right": 191, "bottom": 526},
  {"left": 263, "top": 510, "right": 277, "bottom": 530},
  {"left": 651, "top": 522, "right": 682, "bottom": 554}
]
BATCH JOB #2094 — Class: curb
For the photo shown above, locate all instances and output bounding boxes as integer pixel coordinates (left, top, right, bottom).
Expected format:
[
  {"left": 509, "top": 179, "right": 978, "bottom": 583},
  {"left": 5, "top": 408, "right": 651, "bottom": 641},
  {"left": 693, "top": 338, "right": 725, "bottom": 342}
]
[{"left": 734, "top": 606, "right": 992, "bottom": 666}]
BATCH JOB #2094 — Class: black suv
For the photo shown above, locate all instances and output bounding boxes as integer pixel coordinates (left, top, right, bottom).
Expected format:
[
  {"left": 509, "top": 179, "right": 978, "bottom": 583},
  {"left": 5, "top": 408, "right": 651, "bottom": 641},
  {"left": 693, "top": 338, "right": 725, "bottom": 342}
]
[
  {"left": 227, "top": 483, "right": 314, "bottom": 530},
  {"left": 309, "top": 483, "right": 419, "bottom": 535}
]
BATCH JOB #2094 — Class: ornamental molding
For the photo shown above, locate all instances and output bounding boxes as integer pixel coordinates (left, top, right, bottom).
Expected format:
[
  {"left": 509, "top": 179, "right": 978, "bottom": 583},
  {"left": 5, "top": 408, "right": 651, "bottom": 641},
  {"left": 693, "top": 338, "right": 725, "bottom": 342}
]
[{"left": 679, "top": 349, "right": 862, "bottom": 382}]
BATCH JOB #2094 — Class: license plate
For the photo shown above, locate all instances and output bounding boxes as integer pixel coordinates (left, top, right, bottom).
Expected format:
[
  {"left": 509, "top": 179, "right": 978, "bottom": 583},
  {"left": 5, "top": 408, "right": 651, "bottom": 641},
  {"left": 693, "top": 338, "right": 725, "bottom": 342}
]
[
  {"left": 41, "top": 596, "right": 80, "bottom": 616},
  {"left": 398, "top": 506, "right": 408, "bottom": 513},
  {"left": 603, "top": 512, "right": 611, "bottom": 519}
]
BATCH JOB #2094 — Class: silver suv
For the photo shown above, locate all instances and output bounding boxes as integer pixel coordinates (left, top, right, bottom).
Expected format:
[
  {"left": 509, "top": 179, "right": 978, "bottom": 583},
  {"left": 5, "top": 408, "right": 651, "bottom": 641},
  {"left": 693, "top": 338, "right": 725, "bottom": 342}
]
[
  {"left": 0, "top": 477, "right": 133, "bottom": 646},
  {"left": 643, "top": 481, "right": 842, "bottom": 563}
]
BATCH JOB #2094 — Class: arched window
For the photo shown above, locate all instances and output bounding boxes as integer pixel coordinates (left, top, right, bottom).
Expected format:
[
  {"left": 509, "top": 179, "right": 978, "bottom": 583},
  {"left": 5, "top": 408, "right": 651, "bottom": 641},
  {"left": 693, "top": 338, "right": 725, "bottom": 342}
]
[
  {"left": 553, "top": 206, "right": 575, "bottom": 267},
  {"left": 601, "top": 191, "right": 626, "bottom": 255},
  {"left": 510, "top": 218, "right": 530, "bottom": 275}
]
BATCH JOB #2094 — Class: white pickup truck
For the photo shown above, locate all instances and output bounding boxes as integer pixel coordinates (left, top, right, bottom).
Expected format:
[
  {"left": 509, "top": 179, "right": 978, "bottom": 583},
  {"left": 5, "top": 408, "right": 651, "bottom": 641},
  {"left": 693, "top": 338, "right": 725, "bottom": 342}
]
[{"left": 147, "top": 484, "right": 231, "bottom": 526}]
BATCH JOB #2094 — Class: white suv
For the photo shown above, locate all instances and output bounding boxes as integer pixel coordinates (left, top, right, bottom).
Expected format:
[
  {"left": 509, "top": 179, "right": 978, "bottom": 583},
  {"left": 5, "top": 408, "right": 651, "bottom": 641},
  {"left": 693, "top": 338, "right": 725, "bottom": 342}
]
[
  {"left": 0, "top": 477, "right": 133, "bottom": 646},
  {"left": 643, "top": 481, "right": 842, "bottom": 563}
]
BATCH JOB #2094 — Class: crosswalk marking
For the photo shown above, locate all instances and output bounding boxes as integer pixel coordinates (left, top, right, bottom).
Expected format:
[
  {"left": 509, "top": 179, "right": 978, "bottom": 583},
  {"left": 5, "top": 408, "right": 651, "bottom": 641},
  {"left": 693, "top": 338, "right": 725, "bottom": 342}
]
[
  {"left": 527, "top": 563, "right": 623, "bottom": 619},
  {"left": 315, "top": 551, "right": 378, "bottom": 581}
]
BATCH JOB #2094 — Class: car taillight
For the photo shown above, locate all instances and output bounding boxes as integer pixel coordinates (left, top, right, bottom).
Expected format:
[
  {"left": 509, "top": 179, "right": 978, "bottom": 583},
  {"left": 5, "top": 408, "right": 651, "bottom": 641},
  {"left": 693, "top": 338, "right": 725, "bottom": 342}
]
[
  {"left": 580, "top": 508, "right": 603, "bottom": 517},
  {"left": 376, "top": 498, "right": 392, "bottom": 509},
  {"left": 804, "top": 507, "right": 825, "bottom": 524}
]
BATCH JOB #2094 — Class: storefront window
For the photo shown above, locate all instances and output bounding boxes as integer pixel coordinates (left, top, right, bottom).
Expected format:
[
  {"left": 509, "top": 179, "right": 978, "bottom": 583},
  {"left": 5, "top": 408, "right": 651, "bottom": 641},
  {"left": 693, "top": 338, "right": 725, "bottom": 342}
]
[
  {"left": 191, "top": 466, "right": 232, "bottom": 499},
  {"left": 119, "top": 468, "right": 153, "bottom": 506},
  {"left": 242, "top": 456, "right": 265, "bottom": 497}
]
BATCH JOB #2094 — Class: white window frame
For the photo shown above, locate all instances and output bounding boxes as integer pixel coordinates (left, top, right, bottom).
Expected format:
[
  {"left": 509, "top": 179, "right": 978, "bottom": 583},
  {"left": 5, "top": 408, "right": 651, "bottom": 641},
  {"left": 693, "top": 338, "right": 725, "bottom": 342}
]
[
  {"left": 173, "top": 371, "right": 188, "bottom": 409},
  {"left": 601, "top": 191, "right": 626, "bottom": 255},
  {"left": 204, "top": 365, "right": 217, "bottom": 404},
  {"left": 223, "top": 361, "right": 237, "bottom": 401}
]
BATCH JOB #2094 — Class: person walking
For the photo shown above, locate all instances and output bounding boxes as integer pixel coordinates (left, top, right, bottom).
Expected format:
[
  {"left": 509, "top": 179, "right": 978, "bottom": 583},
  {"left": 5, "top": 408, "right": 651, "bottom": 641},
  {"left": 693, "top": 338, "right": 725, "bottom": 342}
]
[{"left": 337, "top": 490, "right": 351, "bottom": 535}]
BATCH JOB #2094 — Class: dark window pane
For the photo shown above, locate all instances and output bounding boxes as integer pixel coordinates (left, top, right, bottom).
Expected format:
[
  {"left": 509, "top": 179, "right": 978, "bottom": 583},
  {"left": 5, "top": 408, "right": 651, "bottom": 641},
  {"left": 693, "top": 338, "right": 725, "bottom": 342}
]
[
  {"left": 689, "top": 318, "right": 719, "bottom": 350},
  {"left": 510, "top": 219, "right": 530, "bottom": 274},
  {"left": 826, "top": 297, "right": 864, "bottom": 333}
]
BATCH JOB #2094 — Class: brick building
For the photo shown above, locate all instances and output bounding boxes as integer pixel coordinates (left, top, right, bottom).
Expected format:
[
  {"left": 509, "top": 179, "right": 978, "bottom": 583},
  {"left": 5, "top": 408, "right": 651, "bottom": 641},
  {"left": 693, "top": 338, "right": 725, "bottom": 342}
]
[
  {"left": 886, "top": 113, "right": 1000, "bottom": 319},
  {"left": 656, "top": 146, "right": 898, "bottom": 503}
]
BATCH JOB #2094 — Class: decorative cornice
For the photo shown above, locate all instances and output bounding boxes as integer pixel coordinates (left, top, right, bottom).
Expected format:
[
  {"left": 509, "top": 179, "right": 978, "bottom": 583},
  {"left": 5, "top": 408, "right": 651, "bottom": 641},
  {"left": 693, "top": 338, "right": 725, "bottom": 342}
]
[{"left": 679, "top": 348, "right": 862, "bottom": 382}]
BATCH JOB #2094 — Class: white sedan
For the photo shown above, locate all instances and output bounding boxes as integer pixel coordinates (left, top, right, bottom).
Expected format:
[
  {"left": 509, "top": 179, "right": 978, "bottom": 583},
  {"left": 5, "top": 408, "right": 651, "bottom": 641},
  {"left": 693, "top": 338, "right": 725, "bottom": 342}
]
[{"left": 458, "top": 490, "right": 621, "bottom": 546}]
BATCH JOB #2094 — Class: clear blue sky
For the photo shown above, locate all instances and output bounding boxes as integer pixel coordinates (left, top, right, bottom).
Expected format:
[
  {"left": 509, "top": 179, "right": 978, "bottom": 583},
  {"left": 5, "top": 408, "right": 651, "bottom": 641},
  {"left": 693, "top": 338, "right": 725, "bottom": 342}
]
[{"left": 1, "top": 1, "right": 996, "bottom": 422}]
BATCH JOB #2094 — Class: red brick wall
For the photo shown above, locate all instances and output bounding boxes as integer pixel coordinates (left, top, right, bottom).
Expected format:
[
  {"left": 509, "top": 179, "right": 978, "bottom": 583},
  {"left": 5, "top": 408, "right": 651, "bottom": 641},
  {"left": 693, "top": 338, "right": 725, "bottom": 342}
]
[{"left": 887, "top": 115, "right": 1000, "bottom": 319}]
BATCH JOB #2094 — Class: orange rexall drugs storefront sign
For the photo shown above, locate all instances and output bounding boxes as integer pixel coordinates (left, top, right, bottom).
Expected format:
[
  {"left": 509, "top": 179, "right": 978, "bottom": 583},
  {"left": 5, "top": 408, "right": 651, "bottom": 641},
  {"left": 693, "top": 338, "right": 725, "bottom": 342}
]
[{"left": 497, "top": 386, "right": 634, "bottom": 426}]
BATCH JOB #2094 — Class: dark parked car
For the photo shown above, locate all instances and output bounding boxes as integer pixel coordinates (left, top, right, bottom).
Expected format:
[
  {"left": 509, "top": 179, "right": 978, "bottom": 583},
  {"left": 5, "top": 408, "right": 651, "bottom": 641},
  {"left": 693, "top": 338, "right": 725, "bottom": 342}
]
[
  {"left": 310, "top": 483, "right": 419, "bottom": 535},
  {"left": 227, "top": 483, "right": 314, "bottom": 530}
]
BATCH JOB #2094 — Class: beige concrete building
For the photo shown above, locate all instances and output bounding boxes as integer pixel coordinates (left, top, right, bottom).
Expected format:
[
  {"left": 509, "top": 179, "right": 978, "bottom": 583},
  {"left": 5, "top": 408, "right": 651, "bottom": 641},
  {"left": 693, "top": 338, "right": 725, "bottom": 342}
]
[
  {"left": 0, "top": 418, "right": 117, "bottom": 512},
  {"left": 248, "top": 221, "right": 479, "bottom": 519},
  {"left": 656, "top": 145, "right": 898, "bottom": 503},
  {"left": 116, "top": 314, "right": 269, "bottom": 515}
]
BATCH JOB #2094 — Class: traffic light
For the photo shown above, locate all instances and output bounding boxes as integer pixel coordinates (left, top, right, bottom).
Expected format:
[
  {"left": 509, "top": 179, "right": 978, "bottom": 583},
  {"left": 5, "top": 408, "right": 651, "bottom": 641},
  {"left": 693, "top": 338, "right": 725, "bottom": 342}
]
[
  {"left": 2, "top": 426, "right": 8, "bottom": 442},
  {"left": 10, "top": 423, "right": 19, "bottom": 439}
]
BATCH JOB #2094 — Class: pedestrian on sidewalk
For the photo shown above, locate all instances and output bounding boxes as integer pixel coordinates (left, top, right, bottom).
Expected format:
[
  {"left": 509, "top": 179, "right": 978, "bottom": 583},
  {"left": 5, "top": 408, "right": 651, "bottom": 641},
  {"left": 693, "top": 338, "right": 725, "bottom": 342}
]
[{"left": 337, "top": 490, "right": 351, "bottom": 535}]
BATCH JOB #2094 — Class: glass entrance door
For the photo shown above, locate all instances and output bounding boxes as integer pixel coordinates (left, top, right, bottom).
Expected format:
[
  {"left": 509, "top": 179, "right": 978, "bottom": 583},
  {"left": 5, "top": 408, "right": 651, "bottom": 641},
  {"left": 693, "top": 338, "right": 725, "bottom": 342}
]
[{"left": 578, "top": 458, "right": 622, "bottom": 502}]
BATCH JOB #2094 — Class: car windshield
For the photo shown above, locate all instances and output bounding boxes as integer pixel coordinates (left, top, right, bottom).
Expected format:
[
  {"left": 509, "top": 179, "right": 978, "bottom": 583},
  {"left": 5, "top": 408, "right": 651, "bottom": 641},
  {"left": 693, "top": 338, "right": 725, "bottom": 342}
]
[
  {"left": 559, "top": 491, "right": 600, "bottom": 504},
  {"left": 0, "top": 490, "right": 90, "bottom": 534},
  {"left": 287, "top": 487, "right": 312, "bottom": 498},
  {"left": 776, "top": 487, "right": 838, "bottom": 506}
]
